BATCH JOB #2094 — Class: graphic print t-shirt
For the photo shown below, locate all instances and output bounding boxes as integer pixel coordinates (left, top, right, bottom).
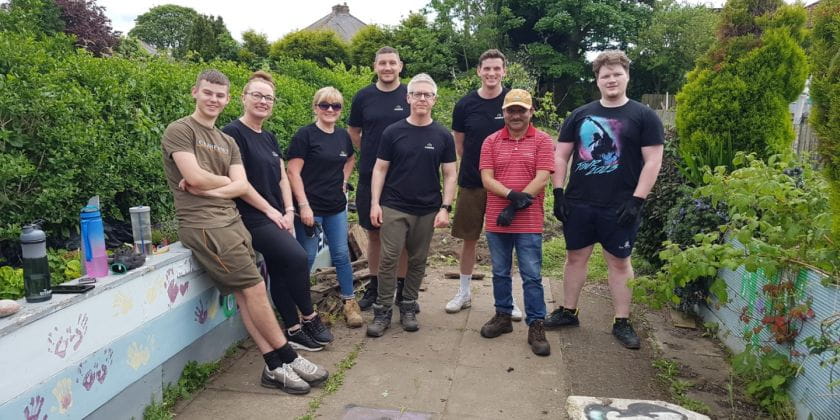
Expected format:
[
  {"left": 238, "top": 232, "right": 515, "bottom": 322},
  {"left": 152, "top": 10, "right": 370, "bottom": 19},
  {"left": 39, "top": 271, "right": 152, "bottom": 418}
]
[
  {"left": 286, "top": 123, "right": 354, "bottom": 216},
  {"left": 452, "top": 88, "right": 508, "bottom": 188},
  {"left": 348, "top": 84, "right": 410, "bottom": 183},
  {"left": 558, "top": 100, "right": 664, "bottom": 207},
  {"left": 222, "top": 119, "right": 285, "bottom": 229},
  {"left": 377, "top": 119, "right": 457, "bottom": 216}
]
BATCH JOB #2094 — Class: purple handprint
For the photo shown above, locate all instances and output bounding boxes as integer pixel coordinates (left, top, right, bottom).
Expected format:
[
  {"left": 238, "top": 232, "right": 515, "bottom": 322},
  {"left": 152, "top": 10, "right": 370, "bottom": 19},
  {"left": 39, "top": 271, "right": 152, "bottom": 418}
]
[
  {"left": 166, "top": 279, "right": 178, "bottom": 303},
  {"left": 80, "top": 368, "right": 96, "bottom": 391},
  {"left": 96, "top": 363, "right": 108, "bottom": 384},
  {"left": 194, "top": 300, "right": 208, "bottom": 324},
  {"left": 179, "top": 281, "right": 189, "bottom": 296},
  {"left": 47, "top": 326, "right": 69, "bottom": 358},
  {"left": 23, "top": 395, "right": 47, "bottom": 420},
  {"left": 70, "top": 314, "right": 88, "bottom": 351}
]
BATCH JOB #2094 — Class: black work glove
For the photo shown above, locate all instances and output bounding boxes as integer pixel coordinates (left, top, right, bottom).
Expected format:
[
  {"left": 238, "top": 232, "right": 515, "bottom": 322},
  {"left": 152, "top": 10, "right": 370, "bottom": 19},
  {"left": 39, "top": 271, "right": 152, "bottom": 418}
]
[
  {"left": 506, "top": 190, "right": 533, "bottom": 210},
  {"left": 496, "top": 204, "right": 517, "bottom": 227},
  {"left": 553, "top": 188, "right": 568, "bottom": 223},
  {"left": 616, "top": 196, "right": 646, "bottom": 227}
]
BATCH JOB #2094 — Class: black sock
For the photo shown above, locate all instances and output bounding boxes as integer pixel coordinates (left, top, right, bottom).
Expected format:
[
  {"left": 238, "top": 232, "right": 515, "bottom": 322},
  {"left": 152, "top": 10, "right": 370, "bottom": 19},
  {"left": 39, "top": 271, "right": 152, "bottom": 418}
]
[
  {"left": 263, "top": 350, "right": 283, "bottom": 370},
  {"left": 275, "top": 342, "right": 298, "bottom": 365}
]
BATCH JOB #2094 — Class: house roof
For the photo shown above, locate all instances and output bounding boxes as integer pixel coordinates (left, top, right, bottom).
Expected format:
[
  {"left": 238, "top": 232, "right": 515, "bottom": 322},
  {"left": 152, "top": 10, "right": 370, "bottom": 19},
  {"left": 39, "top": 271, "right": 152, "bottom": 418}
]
[{"left": 304, "top": 3, "right": 367, "bottom": 42}]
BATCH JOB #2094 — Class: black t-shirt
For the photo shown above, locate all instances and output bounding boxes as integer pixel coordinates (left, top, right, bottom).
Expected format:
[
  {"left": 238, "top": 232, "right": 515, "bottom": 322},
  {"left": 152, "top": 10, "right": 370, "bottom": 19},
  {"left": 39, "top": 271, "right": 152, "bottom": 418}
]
[
  {"left": 452, "top": 88, "right": 508, "bottom": 188},
  {"left": 286, "top": 123, "right": 354, "bottom": 216},
  {"left": 348, "top": 84, "right": 410, "bottom": 183},
  {"left": 558, "top": 99, "right": 664, "bottom": 207},
  {"left": 377, "top": 119, "right": 457, "bottom": 215},
  {"left": 222, "top": 119, "right": 285, "bottom": 229}
]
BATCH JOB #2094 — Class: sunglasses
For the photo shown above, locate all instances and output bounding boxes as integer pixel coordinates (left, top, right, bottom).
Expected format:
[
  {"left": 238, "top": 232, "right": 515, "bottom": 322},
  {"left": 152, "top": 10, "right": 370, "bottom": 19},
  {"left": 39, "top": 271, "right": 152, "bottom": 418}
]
[{"left": 316, "top": 103, "right": 342, "bottom": 111}]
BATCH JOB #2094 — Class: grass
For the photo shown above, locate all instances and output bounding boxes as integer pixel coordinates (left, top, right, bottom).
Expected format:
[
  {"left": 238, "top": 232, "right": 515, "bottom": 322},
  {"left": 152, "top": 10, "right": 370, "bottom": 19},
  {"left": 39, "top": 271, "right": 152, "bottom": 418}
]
[
  {"left": 542, "top": 236, "right": 609, "bottom": 282},
  {"left": 296, "top": 342, "right": 364, "bottom": 420},
  {"left": 651, "top": 358, "right": 711, "bottom": 415}
]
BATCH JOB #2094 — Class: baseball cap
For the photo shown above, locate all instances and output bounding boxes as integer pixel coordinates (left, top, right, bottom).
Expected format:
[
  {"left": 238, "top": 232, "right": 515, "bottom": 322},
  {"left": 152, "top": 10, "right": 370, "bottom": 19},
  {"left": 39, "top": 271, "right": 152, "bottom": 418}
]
[{"left": 502, "top": 89, "right": 533, "bottom": 109}]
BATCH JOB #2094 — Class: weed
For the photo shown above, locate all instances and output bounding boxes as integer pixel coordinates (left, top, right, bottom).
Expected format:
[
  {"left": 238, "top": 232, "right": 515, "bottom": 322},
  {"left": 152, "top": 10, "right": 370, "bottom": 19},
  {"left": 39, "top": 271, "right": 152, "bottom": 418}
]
[
  {"left": 143, "top": 360, "right": 220, "bottom": 419},
  {"left": 651, "top": 358, "right": 711, "bottom": 414},
  {"left": 296, "top": 342, "right": 364, "bottom": 420},
  {"left": 701, "top": 322, "right": 719, "bottom": 338}
]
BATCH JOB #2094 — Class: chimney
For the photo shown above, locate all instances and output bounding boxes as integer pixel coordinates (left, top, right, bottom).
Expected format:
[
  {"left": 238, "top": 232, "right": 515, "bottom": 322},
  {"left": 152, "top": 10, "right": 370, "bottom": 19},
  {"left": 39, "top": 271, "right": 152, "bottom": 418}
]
[{"left": 332, "top": 3, "right": 350, "bottom": 14}]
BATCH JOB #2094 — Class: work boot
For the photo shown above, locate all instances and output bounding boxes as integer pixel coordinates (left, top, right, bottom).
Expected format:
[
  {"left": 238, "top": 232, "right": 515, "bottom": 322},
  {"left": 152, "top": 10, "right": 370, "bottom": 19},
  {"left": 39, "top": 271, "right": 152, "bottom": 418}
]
[
  {"left": 366, "top": 305, "right": 392, "bottom": 337},
  {"left": 612, "top": 318, "right": 641, "bottom": 349},
  {"left": 399, "top": 300, "right": 419, "bottom": 332},
  {"left": 528, "top": 320, "right": 551, "bottom": 356},
  {"left": 358, "top": 277, "right": 378, "bottom": 310},
  {"left": 395, "top": 277, "right": 420, "bottom": 313},
  {"left": 480, "top": 312, "right": 513, "bottom": 338},
  {"left": 544, "top": 306, "right": 580, "bottom": 329},
  {"left": 343, "top": 299, "right": 363, "bottom": 328}
]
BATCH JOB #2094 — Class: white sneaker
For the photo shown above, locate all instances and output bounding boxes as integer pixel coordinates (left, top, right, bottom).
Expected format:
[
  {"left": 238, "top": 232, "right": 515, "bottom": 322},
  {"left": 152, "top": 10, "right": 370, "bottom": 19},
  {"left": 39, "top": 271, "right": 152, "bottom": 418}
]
[
  {"left": 289, "top": 356, "right": 329, "bottom": 386},
  {"left": 445, "top": 293, "right": 472, "bottom": 314},
  {"left": 260, "top": 364, "right": 310, "bottom": 394},
  {"left": 511, "top": 301, "right": 523, "bottom": 322}
]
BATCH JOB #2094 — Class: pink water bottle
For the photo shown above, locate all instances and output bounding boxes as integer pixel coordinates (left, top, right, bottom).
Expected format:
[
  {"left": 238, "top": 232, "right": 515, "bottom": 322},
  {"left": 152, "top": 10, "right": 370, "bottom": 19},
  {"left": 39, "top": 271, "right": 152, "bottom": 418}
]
[{"left": 80, "top": 197, "right": 109, "bottom": 280}]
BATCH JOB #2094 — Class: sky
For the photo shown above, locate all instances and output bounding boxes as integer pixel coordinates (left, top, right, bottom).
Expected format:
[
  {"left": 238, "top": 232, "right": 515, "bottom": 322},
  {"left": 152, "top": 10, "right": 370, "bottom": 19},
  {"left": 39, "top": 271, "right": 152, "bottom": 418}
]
[{"left": 98, "top": 0, "right": 431, "bottom": 42}]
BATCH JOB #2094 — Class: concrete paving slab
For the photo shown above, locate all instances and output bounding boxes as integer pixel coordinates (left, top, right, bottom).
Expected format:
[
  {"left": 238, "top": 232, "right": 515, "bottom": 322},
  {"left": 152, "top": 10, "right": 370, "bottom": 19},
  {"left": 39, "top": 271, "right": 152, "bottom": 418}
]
[
  {"left": 339, "top": 405, "right": 436, "bottom": 420},
  {"left": 456, "top": 324, "right": 563, "bottom": 369},
  {"left": 363, "top": 326, "right": 465, "bottom": 363},
  {"left": 566, "top": 396, "right": 711, "bottom": 420},
  {"left": 176, "top": 388, "right": 311, "bottom": 420}
]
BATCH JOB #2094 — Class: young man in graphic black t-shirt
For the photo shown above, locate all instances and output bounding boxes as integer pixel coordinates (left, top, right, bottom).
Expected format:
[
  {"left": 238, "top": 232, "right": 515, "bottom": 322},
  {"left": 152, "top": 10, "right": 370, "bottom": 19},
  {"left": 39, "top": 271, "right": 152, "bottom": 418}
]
[
  {"left": 366, "top": 73, "right": 457, "bottom": 337},
  {"left": 548, "top": 51, "right": 664, "bottom": 350},
  {"left": 348, "top": 46, "right": 411, "bottom": 310},
  {"left": 446, "top": 49, "right": 519, "bottom": 318}
]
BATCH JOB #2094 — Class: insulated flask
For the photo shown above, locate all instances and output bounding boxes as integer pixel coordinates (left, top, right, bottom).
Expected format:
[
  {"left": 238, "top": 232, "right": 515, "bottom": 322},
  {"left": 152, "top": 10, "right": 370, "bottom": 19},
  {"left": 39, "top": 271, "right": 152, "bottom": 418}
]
[
  {"left": 21, "top": 224, "right": 52, "bottom": 303},
  {"left": 80, "top": 199, "right": 109, "bottom": 279}
]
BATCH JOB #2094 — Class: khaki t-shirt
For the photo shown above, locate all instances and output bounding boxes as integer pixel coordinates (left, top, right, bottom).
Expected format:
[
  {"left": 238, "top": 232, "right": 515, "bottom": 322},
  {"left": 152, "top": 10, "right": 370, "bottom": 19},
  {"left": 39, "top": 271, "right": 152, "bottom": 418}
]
[{"left": 161, "top": 116, "right": 243, "bottom": 228}]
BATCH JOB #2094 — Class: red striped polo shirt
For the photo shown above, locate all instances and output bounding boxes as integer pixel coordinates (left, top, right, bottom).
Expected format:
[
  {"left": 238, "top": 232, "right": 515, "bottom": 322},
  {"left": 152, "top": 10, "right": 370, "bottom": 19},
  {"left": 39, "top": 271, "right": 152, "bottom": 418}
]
[{"left": 479, "top": 125, "right": 555, "bottom": 233}]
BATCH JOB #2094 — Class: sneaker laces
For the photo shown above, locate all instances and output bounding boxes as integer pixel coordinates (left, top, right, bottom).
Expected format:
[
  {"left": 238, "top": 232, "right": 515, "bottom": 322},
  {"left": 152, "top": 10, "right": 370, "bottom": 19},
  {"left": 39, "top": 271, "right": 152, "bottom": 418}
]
[
  {"left": 276, "top": 363, "right": 303, "bottom": 382},
  {"left": 291, "top": 356, "right": 318, "bottom": 375}
]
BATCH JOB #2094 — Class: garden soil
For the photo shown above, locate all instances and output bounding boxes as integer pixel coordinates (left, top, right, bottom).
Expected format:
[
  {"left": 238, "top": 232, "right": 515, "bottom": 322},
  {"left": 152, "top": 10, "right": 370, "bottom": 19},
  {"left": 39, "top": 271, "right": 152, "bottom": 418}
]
[{"left": 174, "top": 228, "right": 762, "bottom": 419}]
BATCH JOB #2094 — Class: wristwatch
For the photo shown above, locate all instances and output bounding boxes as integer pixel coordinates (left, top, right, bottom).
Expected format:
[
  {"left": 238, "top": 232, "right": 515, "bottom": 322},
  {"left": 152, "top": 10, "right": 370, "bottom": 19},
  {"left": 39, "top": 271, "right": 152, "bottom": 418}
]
[{"left": 441, "top": 204, "right": 452, "bottom": 212}]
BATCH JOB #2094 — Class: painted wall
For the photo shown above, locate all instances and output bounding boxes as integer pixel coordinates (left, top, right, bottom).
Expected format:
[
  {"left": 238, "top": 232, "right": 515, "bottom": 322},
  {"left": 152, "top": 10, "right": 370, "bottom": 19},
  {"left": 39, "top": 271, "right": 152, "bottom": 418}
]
[{"left": 0, "top": 243, "right": 243, "bottom": 420}]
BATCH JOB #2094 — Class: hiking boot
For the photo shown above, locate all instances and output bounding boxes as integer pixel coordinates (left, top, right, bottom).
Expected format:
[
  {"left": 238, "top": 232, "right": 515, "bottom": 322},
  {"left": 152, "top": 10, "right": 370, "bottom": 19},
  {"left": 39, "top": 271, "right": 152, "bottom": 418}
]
[
  {"left": 359, "top": 278, "right": 378, "bottom": 310},
  {"left": 511, "top": 301, "right": 523, "bottom": 322},
  {"left": 445, "top": 292, "right": 471, "bottom": 314},
  {"left": 302, "top": 314, "right": 333, "bottom": 345},
  {"left": 260, "top": 364, "right": 310, "bottom": 394},
  {"left": 366, "top": 305, "right": 392, "bottom": 337},
  {"left": 528, "top": 320, "right": 551, "bottom": 356},
  {"left": 399, "top": 300, "right": 419, "bottom": 332},
  {"left": 544, "top": 306, "right": 580, "bottom": 329},
  {"left": 480, "top": 312, "right": 513, "bottom": 338},
  {"left": 395, "top": 278, "right": 420, "bottom": 313},
  {"left": 289, "top": 356, "right": 329, "bottom": 386},
  {"left": 286, "top": 328, "right": 324, "bottom": 352},
  {"left": 343, "top": 299, "right": 363, "bottom": 328},
  {"left": 612, "top": 318, "right": 641, "bottom": 349}
]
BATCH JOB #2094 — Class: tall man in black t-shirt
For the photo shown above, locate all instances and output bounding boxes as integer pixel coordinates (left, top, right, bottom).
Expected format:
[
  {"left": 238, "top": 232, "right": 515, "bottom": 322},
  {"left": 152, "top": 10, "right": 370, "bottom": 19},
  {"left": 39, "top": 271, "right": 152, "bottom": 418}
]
[
  {"left": 348, "top": 46, "right": 411, "bottom": 311},
  {"left": 366, "top": 73, "right": 457, "bottom": 337},
  {"left": 446, "top": 49, "right": 522, "bottom": 319},
  {"left": 547, "top": 51, "right": 664, "bottom": 349}
]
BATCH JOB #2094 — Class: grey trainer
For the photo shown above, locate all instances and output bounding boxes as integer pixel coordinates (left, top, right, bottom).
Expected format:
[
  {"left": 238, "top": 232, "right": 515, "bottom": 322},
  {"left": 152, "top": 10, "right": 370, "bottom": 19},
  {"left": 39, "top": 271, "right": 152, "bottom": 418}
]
[
  {"left": 289, "top": 356, "right": 329, "bottom": 386},
  {"left": 260, "top": 364, "right": 310, "bottom": 394}
]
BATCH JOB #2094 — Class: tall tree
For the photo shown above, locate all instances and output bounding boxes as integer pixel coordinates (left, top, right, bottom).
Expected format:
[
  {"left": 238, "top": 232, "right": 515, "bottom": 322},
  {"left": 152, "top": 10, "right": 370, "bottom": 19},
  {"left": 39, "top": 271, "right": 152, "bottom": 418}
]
[
  {"left": 181, "top": 14, "right": 238, "bottom": 61},
  {"left": 55, "top": 0, "right": 118, "bottom": 56},
  {"left": 128, "top": 4, "right": 198, "bottom": 52},
  {"left": 391, "top": 13, "right": 457, "bottom": 81},
  {"left": 0, "top": 0, "right": 64, "bottom": 34},
  {"left": 270, "top": 29, "right": 349, "bottom": 67},
  {"left": 238, "top": 29, "right": 270, "bottom": 68},
  {"left": 348, "top": 25, "right": 393, "bottom": 68},
  {"left": 627, "top": 0, "right": 717, "bottom": 98}
]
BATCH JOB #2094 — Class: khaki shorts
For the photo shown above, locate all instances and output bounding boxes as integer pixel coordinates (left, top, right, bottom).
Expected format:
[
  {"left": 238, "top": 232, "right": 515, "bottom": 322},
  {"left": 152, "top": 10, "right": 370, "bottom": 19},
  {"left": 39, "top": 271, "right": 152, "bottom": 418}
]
[
  {"left": 451, "top": 187, "right": 487, "bottom": 240},
  {"left": 179, "top": 221, "right": 263, "bottom": 295}
]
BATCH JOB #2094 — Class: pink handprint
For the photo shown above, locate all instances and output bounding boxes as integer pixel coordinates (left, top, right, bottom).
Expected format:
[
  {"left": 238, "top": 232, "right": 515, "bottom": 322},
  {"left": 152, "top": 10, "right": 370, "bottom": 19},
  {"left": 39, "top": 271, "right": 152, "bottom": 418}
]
[
  {"left": 47, "top": 326, "right": 69, "bottom": 358},
  {"left": 96, "top": 363, "right": 108, "bottom": 384},
  {"left": 179, "top": 281, "right": 189, "bottom": 296},
  {"left": 194, "top": 300, "right": 208, "bottom": 324},
  {"left": 166, "top": 279, "right": 178, "bottom": 303},
  {"left": 81, "top": 367, "right": 96, "bottom": 391},
  {"left": 23, "top": 395, "right": 47, "bottom": 420},
  {"left": 70, "top": 314, "right": 88, "bottom": 351}
]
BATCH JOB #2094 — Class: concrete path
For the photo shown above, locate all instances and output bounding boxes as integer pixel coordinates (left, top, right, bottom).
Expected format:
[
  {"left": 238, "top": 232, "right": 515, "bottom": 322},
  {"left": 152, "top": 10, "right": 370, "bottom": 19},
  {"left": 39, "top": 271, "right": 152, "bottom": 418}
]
[{"left": 176, "top": 266, "right": 666, "bottom": 419}]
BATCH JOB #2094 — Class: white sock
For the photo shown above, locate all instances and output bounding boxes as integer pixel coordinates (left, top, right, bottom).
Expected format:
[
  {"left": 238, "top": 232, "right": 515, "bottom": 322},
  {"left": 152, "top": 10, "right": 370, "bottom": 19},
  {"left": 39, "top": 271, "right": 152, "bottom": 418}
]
[{"left": 459, "top": 274, "right": 471, "bottom": 296}]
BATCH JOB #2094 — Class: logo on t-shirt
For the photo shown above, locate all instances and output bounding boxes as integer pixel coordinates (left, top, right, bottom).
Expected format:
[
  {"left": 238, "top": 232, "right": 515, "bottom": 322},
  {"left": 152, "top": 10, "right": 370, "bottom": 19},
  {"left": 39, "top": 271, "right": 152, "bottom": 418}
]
[
  {"left": 424, "top": 143, "right": 435, "bottom": 150},
  {"left": 575, "top": 116, "right": 622, "bottom": 176},
  {"left": 339, "top": 150, "right": 348, "bottom": 157},
  {"left": 272, "top": 152, "right": 279, "bottom": 157},
  {"left": 394, "top": 105, "right": 404, "bottom": 112},
  {"left": 196, "top": 139, "right": 229, "bottom": 154},
  {"left": 494, "top": 113, "right": 503, "bottom": 120}
]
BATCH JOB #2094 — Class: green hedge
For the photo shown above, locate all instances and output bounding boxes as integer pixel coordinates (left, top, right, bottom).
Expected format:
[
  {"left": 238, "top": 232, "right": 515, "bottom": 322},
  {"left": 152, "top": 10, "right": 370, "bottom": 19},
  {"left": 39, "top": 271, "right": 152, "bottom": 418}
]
[{"left": 0, "top": 32, "right": 377, "bottom": 243}]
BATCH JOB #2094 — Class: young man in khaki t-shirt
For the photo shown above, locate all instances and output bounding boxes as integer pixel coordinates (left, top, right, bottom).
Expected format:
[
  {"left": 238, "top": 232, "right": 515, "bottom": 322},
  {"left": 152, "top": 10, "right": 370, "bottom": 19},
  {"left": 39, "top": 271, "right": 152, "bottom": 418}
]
[{"left": 160, "top": 69, "right": 327, "bottom": 395}]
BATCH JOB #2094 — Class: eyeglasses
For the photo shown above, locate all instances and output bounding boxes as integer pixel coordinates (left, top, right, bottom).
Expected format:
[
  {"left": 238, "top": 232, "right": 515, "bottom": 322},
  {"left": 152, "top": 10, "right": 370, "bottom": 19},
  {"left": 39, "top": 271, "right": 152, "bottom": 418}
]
[
  {"left": 316, "top": 103, "right": 342, "bottom": 111},
  {"left": 245, "top": 91, "right": 276, "bottom": 103},
  {"left": 408, "top": 92, "right": 436, "bottom": 100}
]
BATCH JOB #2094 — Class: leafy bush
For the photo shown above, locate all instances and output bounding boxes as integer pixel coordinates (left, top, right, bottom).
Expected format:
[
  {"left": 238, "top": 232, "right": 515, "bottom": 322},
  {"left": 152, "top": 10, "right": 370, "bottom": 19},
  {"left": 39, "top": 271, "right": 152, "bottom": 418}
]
[
  {"left": 809, "top": 0, "right": 840, "bottom": 238},
  {"left": 269, "top": 29, "right": 349, "bottom": 68},
  {"left": 732, "top": 346, "right": 798, "bottom": 417},
  {"left": 675, "top": 0, "right": 808, "bottom": 184}
]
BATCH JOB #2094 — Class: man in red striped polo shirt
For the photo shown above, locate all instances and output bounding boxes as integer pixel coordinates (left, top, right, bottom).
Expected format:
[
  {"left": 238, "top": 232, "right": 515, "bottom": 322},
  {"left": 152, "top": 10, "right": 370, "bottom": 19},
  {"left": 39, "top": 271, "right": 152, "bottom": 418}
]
[{"left": 477, "top": 89, "right": 555, "bottom": 356}]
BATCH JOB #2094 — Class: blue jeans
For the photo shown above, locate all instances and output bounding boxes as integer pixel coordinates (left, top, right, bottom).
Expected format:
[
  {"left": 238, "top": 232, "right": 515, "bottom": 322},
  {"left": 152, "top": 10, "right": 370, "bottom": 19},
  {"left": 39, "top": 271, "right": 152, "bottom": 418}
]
[
  {"left": 294, "top": 210, "right": 354, "bottom": 300},
  {"left": 485, "top": 232, "right": 546, "bottom": 325}
]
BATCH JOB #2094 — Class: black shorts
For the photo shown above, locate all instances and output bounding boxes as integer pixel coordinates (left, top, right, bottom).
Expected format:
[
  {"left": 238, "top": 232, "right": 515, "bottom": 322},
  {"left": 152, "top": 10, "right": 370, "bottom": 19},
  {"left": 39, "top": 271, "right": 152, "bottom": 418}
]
[
  {"left": 562, "top": 201, "right": 640, "bottom": 258},
  {"left": 355, "top": 181, "right": 376, "bottom": 231}
]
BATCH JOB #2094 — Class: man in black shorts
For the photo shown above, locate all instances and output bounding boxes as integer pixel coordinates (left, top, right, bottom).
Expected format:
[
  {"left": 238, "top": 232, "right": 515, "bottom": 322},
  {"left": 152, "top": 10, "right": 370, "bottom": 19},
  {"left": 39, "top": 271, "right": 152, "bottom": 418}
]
[
  {"left": 367, "top": 73, "right": 457, "bottom": 336},
  {"left": 547, "top": 51, "right": 664, "bottom": 349},
  {"left": 161, "top": 69, "right": 328, "bottom": 394},
  {"left": 446, "top": 49, "right": 523, "bottom": 321},
  {"left": 348, "top": 46, "right": 410, "bottom": 310}
]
